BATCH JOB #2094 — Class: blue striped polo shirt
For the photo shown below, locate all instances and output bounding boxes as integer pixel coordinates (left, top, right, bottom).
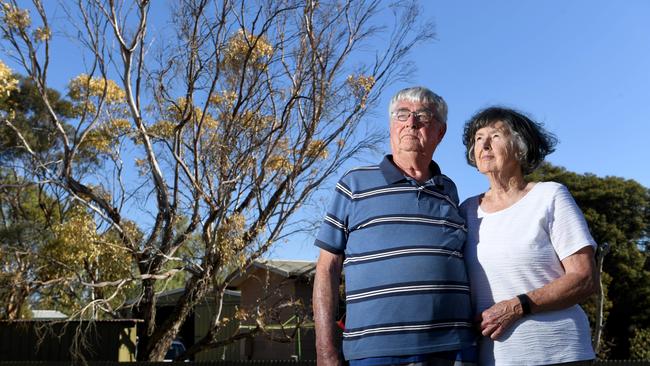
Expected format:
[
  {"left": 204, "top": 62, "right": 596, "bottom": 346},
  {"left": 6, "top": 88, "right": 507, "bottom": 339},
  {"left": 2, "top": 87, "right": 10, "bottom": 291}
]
[{"left": 315, "top": 155, "right": 474, "bottom": 361}]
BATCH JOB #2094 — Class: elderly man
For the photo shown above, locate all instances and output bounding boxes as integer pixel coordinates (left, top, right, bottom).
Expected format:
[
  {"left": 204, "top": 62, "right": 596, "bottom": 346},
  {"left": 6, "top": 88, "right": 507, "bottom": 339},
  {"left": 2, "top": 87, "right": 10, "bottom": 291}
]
[{"left": 313, "top": 87, "right": 475, "bottom": 366}]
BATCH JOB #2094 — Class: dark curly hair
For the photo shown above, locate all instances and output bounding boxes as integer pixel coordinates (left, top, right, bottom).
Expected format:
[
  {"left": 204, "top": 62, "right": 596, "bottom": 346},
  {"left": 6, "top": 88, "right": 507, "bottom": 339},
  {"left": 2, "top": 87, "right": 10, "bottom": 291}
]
[{"left": 462, "top": 107, "right": 558, "bottom": 174}]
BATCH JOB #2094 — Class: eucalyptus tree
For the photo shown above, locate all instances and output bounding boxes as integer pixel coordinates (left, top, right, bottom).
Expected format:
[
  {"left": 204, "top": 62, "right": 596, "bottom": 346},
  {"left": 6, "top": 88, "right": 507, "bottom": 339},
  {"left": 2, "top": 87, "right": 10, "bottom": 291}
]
[{"left": 1, "top": 0, "right": 435, "bottom": 360}]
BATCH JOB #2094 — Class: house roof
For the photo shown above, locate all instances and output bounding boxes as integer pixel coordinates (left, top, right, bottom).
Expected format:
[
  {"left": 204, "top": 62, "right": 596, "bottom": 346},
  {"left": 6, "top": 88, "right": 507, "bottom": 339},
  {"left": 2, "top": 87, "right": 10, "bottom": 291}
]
[
  {"left": 254, "top": 259, "right": 316, "bottom": 278},
  {"left": 228, "top": 259, "right": 316, "bottom": 288},
  {"left": 154, "top": 287, "right": 241, "bottom": 307},
  {"left": 31, "top": 310, "right": 68, "bottom": 320},
  {"left": 125, "top": 260, "right": 315, "bottom": 305}
]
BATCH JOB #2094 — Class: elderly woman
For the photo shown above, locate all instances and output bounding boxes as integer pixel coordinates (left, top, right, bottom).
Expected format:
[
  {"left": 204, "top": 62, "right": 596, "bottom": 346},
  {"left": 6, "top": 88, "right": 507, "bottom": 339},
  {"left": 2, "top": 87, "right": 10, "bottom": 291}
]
[{"left": 460, "top": 107, "right": 598, "bottom": 366}]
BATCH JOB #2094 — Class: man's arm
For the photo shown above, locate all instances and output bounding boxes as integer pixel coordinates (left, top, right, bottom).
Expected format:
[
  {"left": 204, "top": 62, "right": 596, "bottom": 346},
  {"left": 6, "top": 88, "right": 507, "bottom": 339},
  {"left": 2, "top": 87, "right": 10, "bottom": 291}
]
[{"left": 313, "top": 249, "right": 344, "bottom": 365}]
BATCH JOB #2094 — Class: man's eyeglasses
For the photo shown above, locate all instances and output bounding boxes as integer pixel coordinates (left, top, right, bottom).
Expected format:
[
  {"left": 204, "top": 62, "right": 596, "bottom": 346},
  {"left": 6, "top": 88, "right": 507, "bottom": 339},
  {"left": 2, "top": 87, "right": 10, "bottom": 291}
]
[{"left": 391, "top": 109, "right": 435, "bottom": 124}]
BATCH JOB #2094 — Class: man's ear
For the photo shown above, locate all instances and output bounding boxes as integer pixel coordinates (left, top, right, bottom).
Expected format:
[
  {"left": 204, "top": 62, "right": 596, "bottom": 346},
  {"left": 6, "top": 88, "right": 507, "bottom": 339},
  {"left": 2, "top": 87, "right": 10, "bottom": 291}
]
[{"left": 436, "top": 123, "right": 447, "bottom": 143}]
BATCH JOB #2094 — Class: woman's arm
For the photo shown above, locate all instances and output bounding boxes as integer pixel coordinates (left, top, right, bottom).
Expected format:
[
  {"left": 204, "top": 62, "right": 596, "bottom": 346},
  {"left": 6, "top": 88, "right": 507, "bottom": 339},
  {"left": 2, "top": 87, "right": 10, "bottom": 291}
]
[{"left": 479, "top": 245, "right": 598, "bottom": 340}]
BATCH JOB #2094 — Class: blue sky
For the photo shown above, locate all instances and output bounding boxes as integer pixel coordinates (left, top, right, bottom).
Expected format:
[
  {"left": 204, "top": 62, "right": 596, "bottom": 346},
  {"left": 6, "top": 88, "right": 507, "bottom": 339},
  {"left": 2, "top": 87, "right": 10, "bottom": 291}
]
[
  {"left": 388, "top": 0, "right": 650, "bottom": 198},
  {"left": 5, "top": 1, "right": 649, "bottom": 261},
  {"left": 271, "top": 0, "right": 650, "bottom": 260}
]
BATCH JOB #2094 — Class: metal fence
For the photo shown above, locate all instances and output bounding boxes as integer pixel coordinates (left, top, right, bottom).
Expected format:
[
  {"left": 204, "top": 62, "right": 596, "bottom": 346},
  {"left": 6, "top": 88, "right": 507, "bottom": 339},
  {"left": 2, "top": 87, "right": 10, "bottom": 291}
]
[
  {"left": 9, "top": 363, "right": 274, "bottom": 366},
  {"left": 0, "top": 360, "right": 649, "bottom": 366},
  {"left": 0, "top": 363, "right": 314, "bottom": 366}
]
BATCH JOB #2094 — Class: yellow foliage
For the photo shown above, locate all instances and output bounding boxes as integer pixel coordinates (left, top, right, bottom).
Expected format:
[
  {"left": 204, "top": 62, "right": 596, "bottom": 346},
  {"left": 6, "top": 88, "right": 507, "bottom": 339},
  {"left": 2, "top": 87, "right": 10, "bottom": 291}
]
[
  {"left": 68, "top": 74, "right": 126, "bottom": 103},
  {"left": 81, "top": 119, "right": 131, "bottom": 153},
  {"left": 70, "top": 99, "right": 97, "bottom": 117},
  {"left": 109, "top": 118, "right": 132, "bottom": 131},
  {"left": 149, "top": 120, "right": 176, "bottom": 139},
  {"left": 134, "top": 158, "right": 149, "bottom": 176},
  {"left": 631, "top": 327, "right": 650, "bottom": 359},
  {"left": 239, "top": 156, "right": 256, "bottom": 171},
  {"left": 228, "top": 213, "right": 246, "bottom": 231},
  {"left": 260, "top": 138, "right": 293, "bottom": 172},
  {"left": 238, "top": 110, "right": 272, "bottom": 133},
  {"left": 266, "top": 155, "right": 292, "bottom": 172},
  {"left": 40, "top": 207, "right": 133, "bottom": 300},
  {"left": 216, "top": 213, "right": 248, "bottom": 267},
  {"left": 208, "top": 90, "right": 238, "bottom": 108},
  {"left": 212, "top": 108, "right": 274, "bottom": 142},
  {"left": 166, "top": 97, "right": 190, "bottom": 122},
  {"left": 0, "top": 59, "right": 18, "bottom": 97},
  {"left": 202, "top": 113, "right": 219, "bottom": 130},
  {"left": 33, "top": 26, "right": 51, "bottom": 42},
  {"left": 1, "top": 2, "right": 30, "bottom": 30},
  {"left": 306, "top": 139, "right": 328, "bottom": 160},
  {"left": 120, "top": 220, "right": 142, "bottom": 243},
  {"left": 50, "top": 209, "right": 101, "bottom": 264},
  {"left": 347, "top": 74, "right": 375, "bottom": 108},
  {"left": 234, "top": 307, "right": 249, "bottom": 321},
  {"left": 213, "top": 151, "right": 231, "bottom": 172},
  {"left": 222, "top": 29, "right": 273, "bottom": 71},
  {"left": 166, "top": 97, "right": 218, "bottom": 131},
  {"left": 275, "top": 138, "right": 289, "bottom": 151},
  {"left": 84, "top": 129, "right": 112, "bottom": 153}
]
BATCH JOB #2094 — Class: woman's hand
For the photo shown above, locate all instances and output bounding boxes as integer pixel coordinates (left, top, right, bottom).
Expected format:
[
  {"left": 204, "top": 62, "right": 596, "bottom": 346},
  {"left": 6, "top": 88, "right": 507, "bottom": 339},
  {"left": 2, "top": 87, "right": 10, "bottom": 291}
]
[
  {"left": 478, "top": 246, "right": 598, "bottom": 341},
  {"left": 478, "top": 297, "right": 524, "bottom": 340}
]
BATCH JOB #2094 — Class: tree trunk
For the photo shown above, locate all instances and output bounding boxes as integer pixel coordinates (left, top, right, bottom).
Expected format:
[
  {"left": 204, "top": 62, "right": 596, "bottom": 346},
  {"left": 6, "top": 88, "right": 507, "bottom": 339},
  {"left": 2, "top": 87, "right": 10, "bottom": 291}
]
[{"left": 594, "top": 242, "right": 609, "bottom": 354}]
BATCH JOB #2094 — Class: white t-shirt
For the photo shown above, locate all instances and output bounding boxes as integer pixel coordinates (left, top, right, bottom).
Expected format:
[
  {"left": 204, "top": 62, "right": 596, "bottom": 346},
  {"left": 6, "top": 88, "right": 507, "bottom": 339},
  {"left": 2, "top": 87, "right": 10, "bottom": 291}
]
[{"left": 460, "top": 182, "right": 596, "bottom": 366}]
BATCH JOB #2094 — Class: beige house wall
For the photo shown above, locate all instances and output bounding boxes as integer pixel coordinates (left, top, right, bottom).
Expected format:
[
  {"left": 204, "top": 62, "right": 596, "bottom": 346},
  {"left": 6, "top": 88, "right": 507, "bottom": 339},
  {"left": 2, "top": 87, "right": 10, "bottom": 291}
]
[{"left": 237, "top": 268, "right": 315, "bottom": 360}]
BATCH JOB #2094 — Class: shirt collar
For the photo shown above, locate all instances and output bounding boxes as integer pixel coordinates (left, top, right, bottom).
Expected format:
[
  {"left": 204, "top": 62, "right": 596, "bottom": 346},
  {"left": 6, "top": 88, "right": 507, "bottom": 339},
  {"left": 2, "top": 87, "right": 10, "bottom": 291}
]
[{"left": 379, "top": 155, "right": 443, "bottom": 185}]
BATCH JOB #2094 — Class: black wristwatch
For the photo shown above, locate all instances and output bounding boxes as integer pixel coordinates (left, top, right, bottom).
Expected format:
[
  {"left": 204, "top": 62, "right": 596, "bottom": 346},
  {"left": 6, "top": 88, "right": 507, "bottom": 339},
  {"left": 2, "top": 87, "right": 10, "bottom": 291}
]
[{"left": 517, "top": 293, "right": 532, "bottom": 315}]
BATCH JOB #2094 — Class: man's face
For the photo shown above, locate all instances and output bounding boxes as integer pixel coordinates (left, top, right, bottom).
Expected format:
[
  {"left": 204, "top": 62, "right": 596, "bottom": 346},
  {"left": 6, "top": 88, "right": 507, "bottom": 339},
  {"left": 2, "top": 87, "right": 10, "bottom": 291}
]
[{"left": 389, "top": 100, "right": 446, "bottom": 159}]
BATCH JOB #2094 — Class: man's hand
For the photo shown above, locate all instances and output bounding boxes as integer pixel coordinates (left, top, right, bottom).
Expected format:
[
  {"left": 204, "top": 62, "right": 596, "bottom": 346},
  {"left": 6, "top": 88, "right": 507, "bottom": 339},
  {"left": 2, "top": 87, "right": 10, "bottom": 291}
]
[{"left": 479, "top": 297, "right": 523, "bottom": 340}]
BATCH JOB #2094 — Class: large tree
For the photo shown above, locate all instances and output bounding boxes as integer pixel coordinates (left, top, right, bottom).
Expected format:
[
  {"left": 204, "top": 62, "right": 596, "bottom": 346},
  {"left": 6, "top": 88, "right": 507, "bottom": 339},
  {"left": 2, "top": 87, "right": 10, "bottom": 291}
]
[
  {"left": 1, "top": 69, "right": 67, "bottom": 319},
  {"left": 529, "top": 163, "right": 650, "bottom": 359},
  {"left": 0, "top": 0, "right": 435, "bottom": 360},
  {"left": 0, "top": 171, "right": 54, "bottom": 320},
  {"left": 0, "top": 65, "right": 133, "bottom": 320}
]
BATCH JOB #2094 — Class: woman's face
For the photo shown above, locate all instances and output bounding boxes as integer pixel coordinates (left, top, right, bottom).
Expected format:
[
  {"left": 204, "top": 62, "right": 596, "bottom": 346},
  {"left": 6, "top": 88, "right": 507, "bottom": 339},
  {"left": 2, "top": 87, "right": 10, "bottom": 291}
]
[{"left": 473, "top": 121, "right": 520, "bottom": 175}]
